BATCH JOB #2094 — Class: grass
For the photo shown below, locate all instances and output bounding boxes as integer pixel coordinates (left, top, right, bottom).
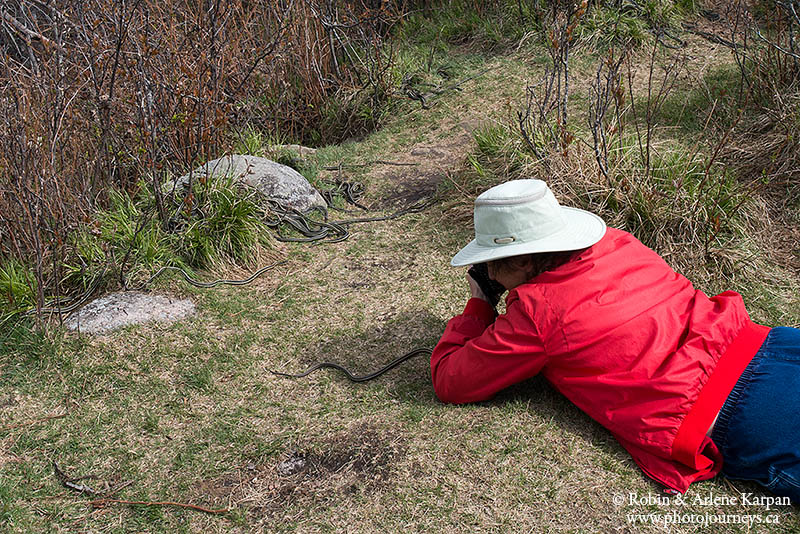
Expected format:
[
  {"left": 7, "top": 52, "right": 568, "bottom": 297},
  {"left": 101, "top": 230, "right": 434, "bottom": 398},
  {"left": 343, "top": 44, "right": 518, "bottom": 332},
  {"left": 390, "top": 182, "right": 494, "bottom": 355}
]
[
  {"left": 395, "top": 0, "right": 538, "bottom": 53},
  {"left": 0, "top": 170, "right": 281, "bottom": 325},
  {"left": 578, "top": 4, "right": 650, "bottom": 49},
  {"left": 0, "top": 259, "right": 36, "bottom": 324},
  {"left": 656, "top": 64, "right": 744, "bottom": 135},
  {"left": 2, "top": 3, "right": 800, "bottom": 533}
]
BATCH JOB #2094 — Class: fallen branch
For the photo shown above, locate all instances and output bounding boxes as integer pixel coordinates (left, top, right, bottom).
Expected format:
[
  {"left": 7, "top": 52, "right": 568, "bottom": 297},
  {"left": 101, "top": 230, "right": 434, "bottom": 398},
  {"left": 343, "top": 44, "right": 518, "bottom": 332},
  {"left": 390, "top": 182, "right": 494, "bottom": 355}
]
[
  {"left": 88, "top": 498, "right": 229, "bottom": 514},
  {"left": 0, "top": 412, "right": 67, "bottom": 432},
  {"left": 53, "top": 462, "right": 101, "bottom": 496},
  {"left": 53, "top": 461, "right": 135, "bottom": 499},
  {"left": 321, "top": 160, "right": 419, "bottom": 170}
]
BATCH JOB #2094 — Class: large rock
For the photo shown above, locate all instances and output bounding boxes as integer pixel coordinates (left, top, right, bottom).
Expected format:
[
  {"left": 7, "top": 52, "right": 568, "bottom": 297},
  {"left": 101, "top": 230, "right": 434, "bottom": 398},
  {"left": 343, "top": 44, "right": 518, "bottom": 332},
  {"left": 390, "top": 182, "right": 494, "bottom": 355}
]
[
  {"left": 64, "top": 292, "right": 195, "bottom": 334},
  {"left": 173, "top": 155, "right": 326, "bottom": 213}
]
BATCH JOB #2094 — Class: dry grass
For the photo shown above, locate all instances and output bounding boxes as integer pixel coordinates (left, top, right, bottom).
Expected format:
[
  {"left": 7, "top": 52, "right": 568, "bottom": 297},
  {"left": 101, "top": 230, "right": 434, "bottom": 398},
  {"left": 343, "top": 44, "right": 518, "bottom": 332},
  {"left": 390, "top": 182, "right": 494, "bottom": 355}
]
[
  {"left": 2, "top": 202, "right": 798, "bottom": 532},
  {"left": 2, "top": 8, "right": 800, "bottom": 534}
]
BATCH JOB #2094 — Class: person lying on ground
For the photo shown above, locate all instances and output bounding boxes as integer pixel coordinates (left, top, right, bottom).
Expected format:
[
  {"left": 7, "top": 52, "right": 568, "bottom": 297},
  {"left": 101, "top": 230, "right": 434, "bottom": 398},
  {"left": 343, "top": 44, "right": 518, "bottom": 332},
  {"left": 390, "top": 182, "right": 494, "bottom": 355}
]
[{"left": 431, "top": 178, "right": 799, "bottom": 502}]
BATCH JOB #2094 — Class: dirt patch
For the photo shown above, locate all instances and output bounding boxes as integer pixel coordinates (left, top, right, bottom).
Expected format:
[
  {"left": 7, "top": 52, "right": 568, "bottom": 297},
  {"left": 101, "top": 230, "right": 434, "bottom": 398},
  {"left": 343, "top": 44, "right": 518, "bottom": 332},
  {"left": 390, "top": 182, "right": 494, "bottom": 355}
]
[
  {"left": 366, "top": 128, "right": 475, "bottom": 210},
  {"left": 302, "top": 424, "right": 400, "bottom": 480},
  {"left": 381, "top": 170, "right": 446, "bottom": 208},
  {"left": 342, "top": 254, "right": 414, "bottom": 289},
  {"left": 194, "top": 421, "right": 404, "bottom": 523}
]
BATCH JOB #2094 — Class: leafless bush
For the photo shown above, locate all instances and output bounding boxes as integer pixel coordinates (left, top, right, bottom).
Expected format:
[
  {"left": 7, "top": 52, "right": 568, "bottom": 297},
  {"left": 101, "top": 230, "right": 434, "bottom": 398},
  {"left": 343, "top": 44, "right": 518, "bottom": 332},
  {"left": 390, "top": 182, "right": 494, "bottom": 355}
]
[
  {"left": 588, "top": 47, "right": 626, "bottom": 186},
  {"left": 518, "top": 0, "right": 588, "bottom": 160},
  {"left": 723, "top": 0, "right": 800, "bottom": 202},
  {"left": 514, "top": 2, "right": 762, "bottom": 266},
  {"left": 739, "top": 0, "right": 800, "bottom": 89},
  {"left": 0, "top": 0, "right": 404, "bottom": 320},
  {"left": 623, "top": 36, "right": 686, "bottom": 180},
  {"left": 521, "top": 1, "right": 685, "bottom": 180}
]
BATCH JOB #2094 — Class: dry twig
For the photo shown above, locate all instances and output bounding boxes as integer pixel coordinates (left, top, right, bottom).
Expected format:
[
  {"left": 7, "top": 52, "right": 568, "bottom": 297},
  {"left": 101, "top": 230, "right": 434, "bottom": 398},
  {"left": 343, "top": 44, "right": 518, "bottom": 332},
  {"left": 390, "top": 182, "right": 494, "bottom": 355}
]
[
  {"left": 88, "top": 498, "right": 228, "bottom": 514},
  {"left": 0, "top": 411, "right": 67, "bottom": 432}
]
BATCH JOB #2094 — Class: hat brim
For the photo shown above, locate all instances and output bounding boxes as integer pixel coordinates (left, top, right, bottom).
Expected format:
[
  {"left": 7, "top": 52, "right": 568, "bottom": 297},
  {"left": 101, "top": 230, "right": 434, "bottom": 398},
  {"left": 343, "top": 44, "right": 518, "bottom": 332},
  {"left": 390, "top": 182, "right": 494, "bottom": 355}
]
[{"left": 451, "top": 207, "right": 607, "bottom": 267}]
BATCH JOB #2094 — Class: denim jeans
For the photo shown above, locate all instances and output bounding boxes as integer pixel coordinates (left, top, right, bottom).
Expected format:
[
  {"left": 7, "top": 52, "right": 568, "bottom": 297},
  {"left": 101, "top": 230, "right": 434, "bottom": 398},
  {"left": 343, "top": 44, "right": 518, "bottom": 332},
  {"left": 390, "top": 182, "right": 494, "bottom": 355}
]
[{"left": 711, "top": 327, "right": 800, "bottom": 503}]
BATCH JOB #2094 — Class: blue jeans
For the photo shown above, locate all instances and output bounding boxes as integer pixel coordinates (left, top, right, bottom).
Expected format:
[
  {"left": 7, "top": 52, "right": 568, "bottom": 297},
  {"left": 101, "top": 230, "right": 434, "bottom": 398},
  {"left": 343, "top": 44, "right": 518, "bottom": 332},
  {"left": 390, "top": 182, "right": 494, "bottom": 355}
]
[{"left": 711, "top": 327, "right": 800, "bottom": 504}]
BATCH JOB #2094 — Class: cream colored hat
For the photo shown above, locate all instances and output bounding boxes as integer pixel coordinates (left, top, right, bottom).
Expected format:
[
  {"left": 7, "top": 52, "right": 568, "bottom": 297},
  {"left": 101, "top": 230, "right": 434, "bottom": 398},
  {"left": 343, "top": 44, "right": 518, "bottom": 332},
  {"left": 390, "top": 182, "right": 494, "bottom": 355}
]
[{"left": 451, "top": 179, "right": 606, "bottom": 266}]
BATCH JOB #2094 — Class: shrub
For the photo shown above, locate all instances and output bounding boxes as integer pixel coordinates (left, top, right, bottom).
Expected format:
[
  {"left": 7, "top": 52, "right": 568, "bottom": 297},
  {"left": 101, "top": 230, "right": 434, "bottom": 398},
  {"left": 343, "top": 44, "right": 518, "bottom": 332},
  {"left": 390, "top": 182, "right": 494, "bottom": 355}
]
[
  {"left": 718, "top": 1, "right": 800, "bottom": 206},
  {"left": 0, "top": 0, "right": 404, "bottom": 322},
  {"left": 445, "top": 0, "right": 769, "bottom": 288}
]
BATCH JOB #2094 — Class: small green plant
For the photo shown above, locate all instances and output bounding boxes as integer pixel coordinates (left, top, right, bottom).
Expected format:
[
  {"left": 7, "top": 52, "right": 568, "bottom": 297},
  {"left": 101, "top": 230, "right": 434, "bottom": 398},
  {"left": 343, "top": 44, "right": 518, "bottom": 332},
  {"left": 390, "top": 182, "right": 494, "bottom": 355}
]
[
  {"left": 62, "top": 226, "right": 107, "bottom": 291},
  {"left": 62, "top": 186, "right": 185, "bottom": 292},
  {"left": 0, "top": 258, "right": 36, "bottom": 323},
  {"left": 176, "top": 176, "right": 271, "bottom": 267},
  {"left": 310, "top": 87, "right": 394, "bottom": 146},
  {"left": 233, "top": 127, "right": 271, "bottom": 156},
  {"left": 579, "top": 6, "right": 649, "bottom": 49},
  {"left": 48, "top": 173, "right": 274, "bottom": 313},
  {"left": 473, "top": 124, "right": 529, "bottom": 174},
  {"left": 234, "top": 127, "right": 299, "bottom": 166},
  {"left": 474, "top": 124, "right": 513, "bottom": 159},
  {"left": 610, "top": 145, "right": 747, "bottom": 251},
  {"left": 656, "top": 65, "right": 743, "bottom": 134},
  {"left": 673, "top": 0, "right": 700, "bottom": 14},
  {"left": 637, "top": 0, "right": 683, "bottom": 31}
]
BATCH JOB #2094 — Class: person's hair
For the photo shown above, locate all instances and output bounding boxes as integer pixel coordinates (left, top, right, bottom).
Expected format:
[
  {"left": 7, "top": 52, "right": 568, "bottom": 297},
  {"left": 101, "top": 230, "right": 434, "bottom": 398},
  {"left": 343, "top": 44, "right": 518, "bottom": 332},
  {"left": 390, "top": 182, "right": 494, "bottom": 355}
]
[{"left": 490, "top": 249, "right": 585, "bottom": 281}]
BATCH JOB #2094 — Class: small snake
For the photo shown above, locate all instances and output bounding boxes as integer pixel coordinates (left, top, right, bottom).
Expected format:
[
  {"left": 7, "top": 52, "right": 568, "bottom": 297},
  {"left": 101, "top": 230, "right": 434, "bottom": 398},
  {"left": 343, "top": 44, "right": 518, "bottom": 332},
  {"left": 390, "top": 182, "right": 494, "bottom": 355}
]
[{"left": 270, "top": 347, "right": 432, "bottom": 383}]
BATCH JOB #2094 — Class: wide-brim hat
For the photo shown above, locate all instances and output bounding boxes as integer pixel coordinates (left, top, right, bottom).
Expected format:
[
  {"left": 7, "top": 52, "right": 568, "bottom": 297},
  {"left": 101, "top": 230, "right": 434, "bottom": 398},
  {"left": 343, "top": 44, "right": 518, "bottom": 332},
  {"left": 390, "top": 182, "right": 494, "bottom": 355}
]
[{"left": 451, "top": 179, "right": 607, "bottom": 267}]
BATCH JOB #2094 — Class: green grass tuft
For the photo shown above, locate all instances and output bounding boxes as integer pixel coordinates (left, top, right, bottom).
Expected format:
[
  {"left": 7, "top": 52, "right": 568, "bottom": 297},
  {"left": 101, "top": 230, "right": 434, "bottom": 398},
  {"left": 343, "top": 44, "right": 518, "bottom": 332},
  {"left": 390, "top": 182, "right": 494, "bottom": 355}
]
[
  {"left": 657, "top": 64, "right": 744, "bottom": 134},
  {"left": 176, "top": 176, "right": 270, "bottom": 267},
  {"left": 0, "top": 258, "right": 37, "bottom": 323},
  {"left": 396, "top": 0, "right": 538, "bottom": 52},
  {"left": 579, "top": 6, "right": 650, "bottom": 49}
]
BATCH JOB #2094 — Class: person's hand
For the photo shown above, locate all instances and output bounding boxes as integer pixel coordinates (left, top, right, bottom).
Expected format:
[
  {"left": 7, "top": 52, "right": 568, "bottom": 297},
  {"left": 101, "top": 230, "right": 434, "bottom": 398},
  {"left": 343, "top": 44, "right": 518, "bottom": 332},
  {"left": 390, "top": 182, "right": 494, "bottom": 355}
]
[
  {"left": 467, "top": 263, "right": 505, "bottom": 306},
  {"left": 467, "top": 272, "right": 490, "bottom": 302}
]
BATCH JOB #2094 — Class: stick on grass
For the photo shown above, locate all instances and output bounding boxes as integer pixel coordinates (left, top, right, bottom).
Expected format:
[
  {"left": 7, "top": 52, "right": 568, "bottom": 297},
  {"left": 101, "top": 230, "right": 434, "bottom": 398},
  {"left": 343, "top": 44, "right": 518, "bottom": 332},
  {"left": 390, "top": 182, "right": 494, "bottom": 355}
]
[
  {"left": 88, "top": 499, "right": 229, "bottom": 515},
  {"left": 0, "top": 412, "right": 67, "bottom": 432}
]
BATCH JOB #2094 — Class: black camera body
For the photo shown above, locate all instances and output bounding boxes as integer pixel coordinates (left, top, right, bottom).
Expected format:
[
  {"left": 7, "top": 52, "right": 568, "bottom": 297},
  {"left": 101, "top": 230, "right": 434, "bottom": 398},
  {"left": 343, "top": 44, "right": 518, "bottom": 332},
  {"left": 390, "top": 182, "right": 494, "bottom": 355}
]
[{"left": 467, "top": 263, "right": 506, "bottom": 307}]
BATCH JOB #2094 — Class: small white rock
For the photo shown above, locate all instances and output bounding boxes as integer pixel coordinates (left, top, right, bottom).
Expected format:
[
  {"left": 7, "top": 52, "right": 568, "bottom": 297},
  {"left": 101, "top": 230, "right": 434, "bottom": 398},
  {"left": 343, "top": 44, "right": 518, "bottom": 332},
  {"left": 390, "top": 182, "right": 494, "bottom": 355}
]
[{"left": 64, "top": 291, "right": 195, "bottom": 334}]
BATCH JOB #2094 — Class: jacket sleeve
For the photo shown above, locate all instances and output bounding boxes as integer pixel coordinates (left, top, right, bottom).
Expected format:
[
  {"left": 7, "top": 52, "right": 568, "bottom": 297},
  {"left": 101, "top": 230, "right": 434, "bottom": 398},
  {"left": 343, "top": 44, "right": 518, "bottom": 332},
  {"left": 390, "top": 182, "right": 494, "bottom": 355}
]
[{"left": 431, "top": 296, "right": 548, "bottom": 404}]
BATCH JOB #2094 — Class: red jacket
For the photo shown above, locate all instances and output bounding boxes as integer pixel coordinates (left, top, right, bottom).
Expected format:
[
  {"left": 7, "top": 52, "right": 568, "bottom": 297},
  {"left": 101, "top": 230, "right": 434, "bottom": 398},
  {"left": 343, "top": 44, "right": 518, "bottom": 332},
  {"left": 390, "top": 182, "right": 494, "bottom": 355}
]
[{"left": 431, "top": 228, "right": 769, "bottom": 493}]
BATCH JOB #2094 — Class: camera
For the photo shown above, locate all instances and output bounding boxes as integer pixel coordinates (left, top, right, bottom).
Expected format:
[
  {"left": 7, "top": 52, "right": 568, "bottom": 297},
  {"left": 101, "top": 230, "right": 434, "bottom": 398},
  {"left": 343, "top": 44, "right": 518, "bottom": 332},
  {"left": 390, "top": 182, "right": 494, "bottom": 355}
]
[{"left": 467, "top": 263, "right": 506, "bottom": 307}]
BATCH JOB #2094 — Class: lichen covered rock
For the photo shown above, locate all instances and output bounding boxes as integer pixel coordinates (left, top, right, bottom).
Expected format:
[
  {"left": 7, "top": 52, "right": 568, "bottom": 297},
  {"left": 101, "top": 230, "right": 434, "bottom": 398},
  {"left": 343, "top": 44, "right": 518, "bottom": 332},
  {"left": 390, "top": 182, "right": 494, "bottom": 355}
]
[
  {"left": 65, "top": 292, "right": 195, "bottom": 334},
  {"left": 172, "top": 155, "right": 326, "bottom": 213}
]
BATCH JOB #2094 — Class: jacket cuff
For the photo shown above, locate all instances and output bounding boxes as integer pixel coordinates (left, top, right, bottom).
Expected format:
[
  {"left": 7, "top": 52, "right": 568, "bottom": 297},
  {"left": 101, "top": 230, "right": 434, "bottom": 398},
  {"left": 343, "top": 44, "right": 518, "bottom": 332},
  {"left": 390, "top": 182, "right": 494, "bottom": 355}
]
[{"left": 463, "top": 298, "right": 496, "bottom": 325}]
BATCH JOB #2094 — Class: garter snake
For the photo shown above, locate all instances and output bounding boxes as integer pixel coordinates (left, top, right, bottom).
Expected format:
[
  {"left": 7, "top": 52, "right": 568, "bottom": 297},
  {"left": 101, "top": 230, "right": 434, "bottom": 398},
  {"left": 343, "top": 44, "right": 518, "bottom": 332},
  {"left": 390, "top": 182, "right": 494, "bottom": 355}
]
[
  {"left": 19, "top": 177, "right": 436, "bottom": 386},
  {"left": 270, "top": 347, "right": 432, "bottom": 382}
]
